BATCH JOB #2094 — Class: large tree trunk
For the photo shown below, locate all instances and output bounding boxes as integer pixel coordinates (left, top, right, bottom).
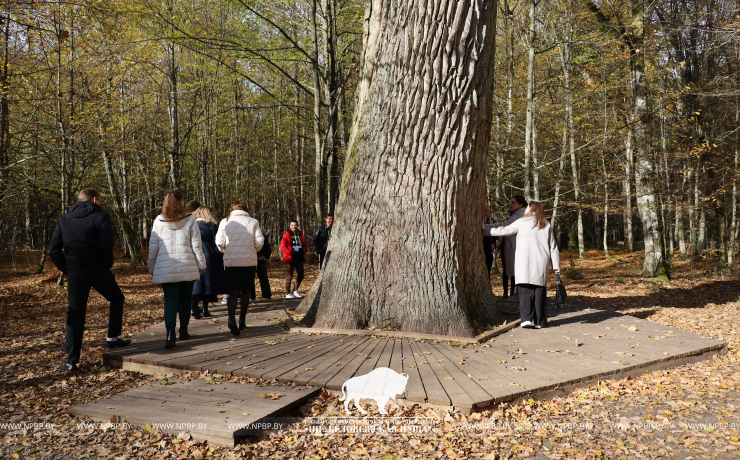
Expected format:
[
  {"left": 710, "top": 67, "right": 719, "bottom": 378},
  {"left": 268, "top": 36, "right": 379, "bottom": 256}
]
[{"left": 296, "top": 0, "right": 501, "bottom": 336}]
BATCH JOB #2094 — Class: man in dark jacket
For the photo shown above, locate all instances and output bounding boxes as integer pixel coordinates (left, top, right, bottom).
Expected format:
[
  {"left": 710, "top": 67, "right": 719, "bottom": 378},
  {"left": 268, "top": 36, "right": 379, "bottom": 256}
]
[
  {"left": 252, "top": 237, "right": 272, "bottom": 300},
  {"left": 313, "top": 214, "right": 333, "bottom": 269},
  {"left": 49, "top": 188, "right": 130, "bottom": 374}
]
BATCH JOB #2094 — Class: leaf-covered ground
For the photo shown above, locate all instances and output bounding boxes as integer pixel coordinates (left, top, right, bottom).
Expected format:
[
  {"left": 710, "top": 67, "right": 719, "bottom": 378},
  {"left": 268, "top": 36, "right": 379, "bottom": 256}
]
[{"left": 1, "top": 249, "right": 739, "bottom": 459}]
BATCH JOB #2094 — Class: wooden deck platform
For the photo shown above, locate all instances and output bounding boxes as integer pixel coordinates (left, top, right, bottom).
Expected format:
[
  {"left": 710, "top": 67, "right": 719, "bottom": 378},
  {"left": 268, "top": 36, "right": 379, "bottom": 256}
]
[
  {"left": 104, "top": 298, "right": 727, "bottom": 413},
  {"left": 68, "top": 377, "right": 319, "bottom": 447}
]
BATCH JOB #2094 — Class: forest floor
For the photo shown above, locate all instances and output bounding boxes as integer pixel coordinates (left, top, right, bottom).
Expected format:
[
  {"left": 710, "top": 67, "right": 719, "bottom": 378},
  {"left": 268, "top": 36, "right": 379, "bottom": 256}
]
[{"left": 1, "top": 248, "right": 739, "bottom": 459}]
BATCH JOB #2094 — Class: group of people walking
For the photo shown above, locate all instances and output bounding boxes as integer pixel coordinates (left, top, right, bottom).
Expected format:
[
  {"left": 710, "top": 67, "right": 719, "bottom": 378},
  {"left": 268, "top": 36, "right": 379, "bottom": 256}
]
[
  {"left": 483, "top": 195, "right": 560, "bottom": 329},
  {"left": 51, "top": 188, "right": 335, "bottom": 371},
  {"left": 50, "top": 186, "right": 558, "bottom": 373}
]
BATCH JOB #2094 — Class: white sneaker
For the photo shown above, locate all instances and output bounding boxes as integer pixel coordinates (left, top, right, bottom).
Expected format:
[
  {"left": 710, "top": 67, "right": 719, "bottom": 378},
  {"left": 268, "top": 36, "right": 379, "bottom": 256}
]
[
  {"left": 520, "top": 321, "right": 533, "bottom": 328},
  {"left": 507, "top": 294, "right": 520, "bottom": 302},
  {"left": 286, "top": 293, "right": 295, "bottom": 299},
  {"left": 534, "top": 325, "right": 542, "bottom": 329},
  {"left": 292, "top": 290, "right": 302, "bottom": 298}
]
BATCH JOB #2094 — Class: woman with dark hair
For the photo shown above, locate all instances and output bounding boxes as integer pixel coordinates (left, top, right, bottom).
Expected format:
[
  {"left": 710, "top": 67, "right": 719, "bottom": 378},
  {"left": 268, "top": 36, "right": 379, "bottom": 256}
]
[
  {"left": 485, "top": 195, "right": 527, "bottom": 300},
  {"left": 483, "top": 201, "right": 560, "bottom": 329},
  {"left": 216, "top": 201, "right": 265, "bottom": 335},
  {"left": 148, "top": 190, "right": 206, "bottom": 349},
  {"left": 191, "top": 206, "right": 227, "bottom": 319}
]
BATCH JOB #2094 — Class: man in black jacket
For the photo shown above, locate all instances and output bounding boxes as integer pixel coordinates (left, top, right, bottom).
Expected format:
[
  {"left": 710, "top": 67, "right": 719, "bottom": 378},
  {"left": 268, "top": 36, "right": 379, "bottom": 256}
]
[
  {"left": 313, "top": 215, "right": 333, "bottom": 269},
  {"left": 50, "top": 188, "right": 130, "bottom": 373}
]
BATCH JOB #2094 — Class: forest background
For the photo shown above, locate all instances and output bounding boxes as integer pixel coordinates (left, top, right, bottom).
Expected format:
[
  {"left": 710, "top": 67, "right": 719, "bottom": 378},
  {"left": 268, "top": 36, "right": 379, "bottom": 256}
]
[{"left": 0, "top": 0, "right": 738, "bottom": 276}]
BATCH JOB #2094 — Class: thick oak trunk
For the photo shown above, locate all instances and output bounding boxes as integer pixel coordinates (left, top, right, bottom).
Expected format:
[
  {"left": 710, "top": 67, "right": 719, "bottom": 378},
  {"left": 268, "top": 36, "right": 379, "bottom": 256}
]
[{"left": 296, "top": 0, "right": 501, "bottom": 337}]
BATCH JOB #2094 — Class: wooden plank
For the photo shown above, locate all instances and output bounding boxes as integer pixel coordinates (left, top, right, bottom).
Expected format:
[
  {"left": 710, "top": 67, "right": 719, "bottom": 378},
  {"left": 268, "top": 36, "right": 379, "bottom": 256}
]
[
  {"left": 175, "top": 334, "right": 309, "bottom": 372},
  {"left": 387, "top": 339, "right": 404, "bottom": 375},
  {"left": 268, "top": 337, "right": 369, "bottom": 384},
  {"left": 353, "top": 338, "right": 390, "bottom": 376},
  {"left": 266, "top": 336, "right": 364, "bottom": 382},
  {"left": 416, "top": 341, "right": 477, "bottom": 409},
  {"left": 423, "top": 343, "right": 494, "bottom": 406},
  {"left": 193, "top": 335, "right": 320, "bottom": 376},
  {"left": 297, "top": 338, "right": 372, "bottom": 387},
  {"left": 215, "top": 338, "right": 341, "bottom": 378},
  {"left": 324, "top": 338, "right": 387, "bottom": 391},
  {"left": 406, "top": 340, "right": 450, "bottom": 406},
  {"left": 373, "top": 337, "right": 396, "bottom": 369},
  {"left": 116, "top": 325, "right": 291, "bottom": 364},
  {"left": 431, "top": 343, "right": 518, "bottom": 401},
  {"left": 250, "top": 336, "right": 342, "bottom": 380},
  {"left": 396, "top": 340, "right": 426, "bottom": 403},
  {"left": 69, "top": 379, "right": 319, "bottom": 447}
]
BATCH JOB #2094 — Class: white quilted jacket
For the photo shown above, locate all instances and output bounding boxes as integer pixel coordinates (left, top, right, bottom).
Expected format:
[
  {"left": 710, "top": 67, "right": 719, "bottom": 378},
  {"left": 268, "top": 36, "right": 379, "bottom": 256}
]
[
  {"left": 148, "top": 214, "right": 206, "bottom": 284},
  {"left": 216, "top": 210, "right": 265, "bottom": 267}
]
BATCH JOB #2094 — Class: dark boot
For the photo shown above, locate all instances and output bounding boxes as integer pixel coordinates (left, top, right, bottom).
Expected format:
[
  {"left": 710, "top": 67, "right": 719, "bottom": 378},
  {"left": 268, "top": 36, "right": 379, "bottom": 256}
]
[
  {"left": 227, "top": 299, "right": 240, "bottom": 336},
  {"left": 202, "top": 302, "right": 212, "bottom": 318},
  {"left": 191, "top": 298, "right": 202, "bottom": 320},
  {"left": 164, "top": 323, "right": 176, "bottom": 349},
  {"left": 239, "top": 299, "right": 249, "bottom": 330},
  {"left": 179, "top": 327, "right": 190, "bottom": 340},
  {"left": 228, "top": 315, "right": 240, "bottom": 336}
]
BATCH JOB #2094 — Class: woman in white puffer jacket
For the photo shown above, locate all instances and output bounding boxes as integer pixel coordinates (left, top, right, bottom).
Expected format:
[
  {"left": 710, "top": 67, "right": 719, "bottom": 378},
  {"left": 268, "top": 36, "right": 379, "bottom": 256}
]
[
  {"left": 148, "top": 189, "right": 206, "bottom": 349},
  {"left": 216, "top": 201, "right": 264, "bottom": 336}
]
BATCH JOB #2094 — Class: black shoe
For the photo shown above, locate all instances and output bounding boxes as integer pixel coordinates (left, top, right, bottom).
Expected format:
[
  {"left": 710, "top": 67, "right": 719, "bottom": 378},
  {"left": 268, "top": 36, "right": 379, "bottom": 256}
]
[
  {"left": 239, "top": 313, "right": 247, "bottom": 330},
  {"left": 165, "top": 323, "right": 176, "bottom": 349},
  {"left": 179, "top": 327, "right": 190, "bottom": 340},
  {"left": 61, "top": 363, "right": 78, "bottom": 374},
  {"left": 106, "top": 338, "right": 131, "bottom": 349},
  {"left": 202, "top": 305, "right": 212, "bottom": 317},
  {"left": 192, "top": 309, "right": 202, "bottom": 320},
  {"left": 228, "top": 316, "right": 240, "bottom": 336}
]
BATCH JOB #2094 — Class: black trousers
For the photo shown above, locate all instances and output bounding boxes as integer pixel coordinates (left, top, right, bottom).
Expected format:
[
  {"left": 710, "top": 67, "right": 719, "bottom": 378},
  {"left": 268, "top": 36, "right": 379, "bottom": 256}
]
[
  {"left": 517, "top": 284, "right": 547, "bottom": 327},
  {"left": 251, "top": 260, "right": 272, "bottom": 299},
  {"left": 485, "top": 251, "right": 494, "bottom": 279},
  {"left": 65, "top": 269, "right": 125, "bottom": 365},
  {"left": 318, "top": 250, "right": 327, "bottom": 269}
]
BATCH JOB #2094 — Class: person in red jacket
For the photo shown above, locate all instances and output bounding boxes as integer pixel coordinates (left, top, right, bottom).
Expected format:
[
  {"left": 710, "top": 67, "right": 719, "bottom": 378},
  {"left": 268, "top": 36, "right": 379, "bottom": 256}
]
[{"left": 280, "top": 220, "right": 307, "bottom": 298}]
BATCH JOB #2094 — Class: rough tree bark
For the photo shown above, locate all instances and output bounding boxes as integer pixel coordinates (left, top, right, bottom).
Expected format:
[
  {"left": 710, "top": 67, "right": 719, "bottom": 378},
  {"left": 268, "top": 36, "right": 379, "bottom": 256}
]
[{"left": 296, "top": 0, "right": 501, "bottom": 336}]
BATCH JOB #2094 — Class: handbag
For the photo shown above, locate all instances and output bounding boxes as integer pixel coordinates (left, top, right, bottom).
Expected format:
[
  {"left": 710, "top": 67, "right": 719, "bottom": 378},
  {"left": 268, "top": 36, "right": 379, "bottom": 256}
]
[{"left": 555, "top": 273, "right": 567, "bottom": 309}]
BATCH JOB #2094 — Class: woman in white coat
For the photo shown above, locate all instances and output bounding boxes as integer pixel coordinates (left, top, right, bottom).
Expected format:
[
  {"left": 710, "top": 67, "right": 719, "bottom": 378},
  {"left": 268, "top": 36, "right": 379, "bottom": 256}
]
[
  {"left": 483, "top": 201, "right": 560, "bottom": 328},
  {"left": 216, "top": 201, "right": 264, "bottom": 336},
  {"left": 485, "top": 195, "right": 527, "bottom": 300},
  {"left": 148, "top": 190, "right": 206, "bottom": 348}
]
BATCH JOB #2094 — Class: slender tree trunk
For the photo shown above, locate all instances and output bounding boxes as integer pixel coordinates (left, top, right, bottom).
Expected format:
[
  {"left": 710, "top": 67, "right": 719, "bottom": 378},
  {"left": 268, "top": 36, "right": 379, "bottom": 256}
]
[
  {"left": 623, "top": 127, "right": 634, "bottom": 251},
  {"left": 297, "top": 0, "right": 501, "bottom": 336},
  {"left": 167, "top": 43, "right": 180, "bottom": 189},
  {"left": 632, "top": 49, "right": 666, "bottom": 276},
  {"left": 293, "top": 89, "right": 303, "bottom": 228},
  {"left": 322, "top": 0, "right": 340, "bottom": 215},
  {"left": 0, "top": 14, "right": 10, "bottom": 192},
  {"left": 523, "top": 0, "right": 536, "bottom": 201},
  {"left": 551, "top": 121, "right": 567, "bottom": 239},
  {"left": 560, "top": 36, "right": 585, "bottom": 258},
  {"left": 729, "top": 93, "right": 739, "bottom": 266},
  {"left": 310, "top": 0, "right": 325, "bottom": 223}
]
